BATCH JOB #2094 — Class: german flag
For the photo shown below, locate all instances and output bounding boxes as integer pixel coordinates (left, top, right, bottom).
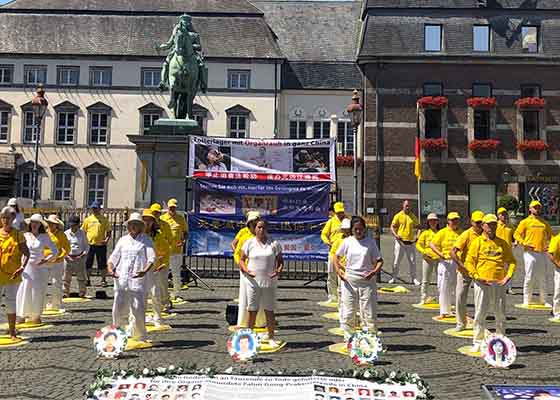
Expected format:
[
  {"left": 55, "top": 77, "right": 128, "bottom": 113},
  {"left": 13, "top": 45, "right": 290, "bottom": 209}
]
[{"left": 414, "top": 104, "right": 422, "bottom": 181}]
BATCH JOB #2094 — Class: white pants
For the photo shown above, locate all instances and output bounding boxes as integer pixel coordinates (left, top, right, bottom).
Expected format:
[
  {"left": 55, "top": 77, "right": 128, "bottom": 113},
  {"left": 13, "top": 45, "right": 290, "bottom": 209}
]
[
  {"left": 157, "top": 266, "right": 170, "bottom": 307},
  {"left": 0, "top": 283, "right": 19, "bottom": 314},
  {"left": 47, "top": 262, "right": 64, "bottom": 310},
  {"left": 553, "top": 267, "right": 560, "bottom": 318},
  {"left": 523, "top": 251, "right": 548, "bottom": 305},
  {"left": 455, "top": 272, "right": 472, "bottom": 329},
  {"left": 327, "top": 258, "right": 338, "bottom": 302},
  {"left": 237, "top": 273, "right": 266, "bottom": 328},
  {"left": 169, "top": 254, "right": 183, "bottom": 297},
  {"left": 113, "top": 288, "right": 147, "bottom": 341},
  {"left": 145, "top": 271, "right": 162, "bottom": 323},
  {"left": 437, "top": 260, "right": 457, "bottom": 315},
  {"left": 421, "top": 259, "right": 437, "bottom": 303},
  {"left": 392, "top": 241, "right": 417, "bottom": 281},
  {"left": 340, "top": 275, "right": 377, "bottom": 334},
  {"left": 473, "top": 281, "right": 506, "bottom": 345},
  {"left": 16, "top": 264, "right": 49, "bottom": 319}
]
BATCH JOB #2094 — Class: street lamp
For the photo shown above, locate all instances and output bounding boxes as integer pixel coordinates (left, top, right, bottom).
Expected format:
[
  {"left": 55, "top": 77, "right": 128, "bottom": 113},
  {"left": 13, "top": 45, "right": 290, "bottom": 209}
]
[
  {"left": 347, "top": 89, "right": 362, "bottom": 214},
  {"left": 31, "top": 85, "right": 48, "bottom": 208}
]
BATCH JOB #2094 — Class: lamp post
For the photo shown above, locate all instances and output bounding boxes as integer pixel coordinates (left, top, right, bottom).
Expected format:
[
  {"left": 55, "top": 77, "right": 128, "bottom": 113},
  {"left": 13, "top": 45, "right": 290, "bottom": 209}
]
[
  {"left": 347, "top": 89, "right": 362, "bottom": 214},
  {"left": 31, "top": 85, "right": 48, "bottom": 208}
]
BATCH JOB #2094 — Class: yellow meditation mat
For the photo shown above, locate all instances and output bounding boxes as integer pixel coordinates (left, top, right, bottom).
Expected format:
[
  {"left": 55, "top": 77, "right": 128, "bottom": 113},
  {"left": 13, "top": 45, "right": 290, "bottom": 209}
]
[
  {"left": 317, "top": 300, "right": 339, "bottom": 308},
  {"left": 378, "top": 286, "right": 410, "bottom": 294},
  {"left": 146, "top": 324, "right": 172, "bottom": 333},
  {"left": 514, "top": 303, "right": 552, "bottom": 311},
  {"left": 259, "top": 340, "right": 286, "bottom": 353},
  {"left": 328, "top": 342, "right": 349, "bottom": 355},
  {"left": 458, "top": 345, "right": 482, "bottom": 358},
  {"left": 0, "top": 335, "right": 29, "bottom": 347},
  {"left": 42, "top": 308, "right": 67, "bottom": 317},
  {"left": 146, "top": 311, "right": 177, "bottom": 319},
  {"left": 228, "top": 326, "right": 269, "bottom": 333},
  {"left": 432, "top": 315, "right": 458, "bottom": 324},
  {"left": 0, "top": 322, "right": 53, "bottom": 331},
  {"left": 412, "top": 302, "right": 440, "bottom": 310},
  {"left": 322, "top": 312, "right": 339, "bottom": 321},
  {"left": 549, "top": 317, "right": 560, "bottom": 324},
  {"left": 233, "top": 298, "right": 239, "bottom": 304},
  {"left": 444, "top": 328, "right": 475, "bottom": 338},
  {"left": 181, "top": 284, "right": 189, "bottom": 290},
  {"left": 328, "top": 327, "right": 363, "bottom": 337},
  {"left": 170, "top": 298, "right": 187, "bottom": 306},
  {"left": 63, "top": 296, "right": 92, "bottom": 304},
  {"left": 126, "top": 338, "right": 153, "bottom": 350}
]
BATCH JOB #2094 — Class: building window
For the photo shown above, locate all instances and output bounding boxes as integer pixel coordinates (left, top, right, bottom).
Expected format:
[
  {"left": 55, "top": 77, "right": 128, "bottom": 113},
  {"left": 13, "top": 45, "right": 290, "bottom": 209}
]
[
  {"left": 87, "top": 172, "right": 106, "bottom": 206},
  {"left": 521, "top": 84, "right": 541, "bottom": 98},
  {"left": 229, "top": 115, "right": 247, "bottom": 138},
  {"left": 473, "top": 25, "right": 490, "bottom": 52},
  {"left": 474, "top": 109, "right": 490, "bottom": 140},
  {"left": 313, "top": 121, "right": 330, "bottom": 139},
  {"left": 425, "top": 109, "right": 442, "bottom": 139},
  {"left": 289, "top": 120, "right": 306, "bottom": 139},
  {"left": 142, "top": 113, "right": 160, "bottom": 134},
  {"left": 90, "top": 113, "right": 109, "bottom": 144},
  {"left": 193, "top": 114, "right": 205, "bottom": 134},
  {"left": 56, "top": 112, "right": 76, "bottom": 144},
  {"left": 0, "top": 65, "right": 13, "bottom": 84},
  {"left": 53, "top": 171, "right": 73, "bottom": 201},
  {"left": 228, "top": 70, "right": 250, "bottom": 90},
  {"left": 142, "top": 68, "right": 161, "bottom": 88},
  {"left": 57, "top": 66, "right": 79, "bottom": 86},
  {"left": 337, "top": 120, "right": 353, "bottom": 156},
  {"left": 424, "top": 25, "right": 442, "bottom": 52},
  {"left": 24, "top": 65, "right": 47, "bottom": 86},
  {"left": 18, "top": 169, "right": 34, "bottom": 199},
  {"left": 522, "top": 111, "right": 540, "bottom": 141},
  {"left": 472, "top": 83, "right": 492, "bottom": 97},
  {"left": 522, "top": 26, "right": 539, "bottom": 53},
  {"left": 469, "top": 184, "right": 496, "bottom": 214},
  {"left": 420, "top": 182, "right": 447, "bottom": 216},
  {"left": 423, "top": 82, "right": 443, "bottom": 96},
  {"left": 89, "top": 67, "right": 112, "bottom": 86},
  {"left": 23, "top": 111, "right": 39, "bottom": 144},
  {"left": 0, "top": 111, "right": 9, "bottom": 143}
]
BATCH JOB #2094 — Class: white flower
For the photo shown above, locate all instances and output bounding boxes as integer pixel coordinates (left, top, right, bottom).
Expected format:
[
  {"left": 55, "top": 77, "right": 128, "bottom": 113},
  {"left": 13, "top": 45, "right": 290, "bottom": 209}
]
[
  {"left": 363, "top": 371, "right": 371, "bottom": 379},
  {"left": 120, "top": 370, "right": 127, "bottom": 376},
  {"left": 225, "top": 367, "right": 233, "bottom": 374},
  {"left": 157, "top": 367, "right": 166, "bottom": 373},
  {"left": 389, "top": 371, "right": 397, "bottom": 379},
  {"left": 168, "top": 365, "right": 175, "bottom": 371},
  {"left": 142, "top": 368, "right": 150, "bottom": 375}
]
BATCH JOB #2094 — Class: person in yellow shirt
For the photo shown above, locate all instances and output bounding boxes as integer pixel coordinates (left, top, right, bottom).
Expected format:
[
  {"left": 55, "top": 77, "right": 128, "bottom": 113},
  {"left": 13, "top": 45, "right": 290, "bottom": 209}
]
[
  {"left": 149, "top": 203, "right": 176, "bottom": 308},
  {"left": 514, "top": 200, "right": 553, "bottom": 306},
  {"left": 329, "top": 218, "right": 352, "bottom": 305},
  {"left": 415, "top": 213, "right": 439, "bottom": 304},
  {"left": 497, "top": 207, "right": 516, "bottom": 295},
  {"left": 390, "top": 200, "right": 420, "bottom": 285},
  {"left": 430, "top": 212, "right": 462, "bottom": 318},
  {"left": 0, "top": 206, "right": 30, "bottom": 340},
  {"left": 82, "top": 201, "right": 112, "bottom": 287},
  {"left": 451, "top": 210, "right": 484, "bottom": 332},
  {"left": 547, "top": 232, "right": 560, "bottom": 322},
  {"left": 465, "top": 214, "right": 516, "bottom": 352},
  {"left": 45, "top": 214, "right": 71, "bottom": 311},
  {"left": 321, "top": 201, "right": 346, "bottom": 303},
  {"left": 160, "top": 199, "right": 188, "bottom": 303}
]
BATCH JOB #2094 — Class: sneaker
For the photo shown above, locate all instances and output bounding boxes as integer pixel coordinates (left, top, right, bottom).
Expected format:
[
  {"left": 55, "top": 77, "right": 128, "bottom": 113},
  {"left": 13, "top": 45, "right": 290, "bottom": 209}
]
[
  {"left": 146, "top": 315, "right": 154, "bottom": 324},
  {"left": 506, "top": 288, "right": 515, "bottom": 295},
  {"left": 153, "top": 322, "right": 162, "bottom": 329},
  {"left": 544, "top": 302, "right": 553, "bottom": 308},
  {"left": 413, "top": 279, "right": 421, "bottom": 286},
  {"left": 268, "top": 339, "right": 282, "bottom": 348},
  {"left": 470, "top": 343, "right": 481, "bottom": 353},
  {"left": 453, "top": 325, "right": 465, "bottom": 333},
  {"left": 388, "top": 278, "right": 396, "bottom": 284},
  {"left": 260, "top": 333, "right": 270, "bottom": 341}
]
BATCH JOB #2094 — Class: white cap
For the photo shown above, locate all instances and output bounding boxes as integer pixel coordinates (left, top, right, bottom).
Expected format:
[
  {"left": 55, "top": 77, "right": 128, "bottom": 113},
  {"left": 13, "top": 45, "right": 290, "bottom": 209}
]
[
  {"left": 7, "top": 198, "right": 17, "bottom": 206},
  {"left": 125, "top": 212, "right": 144, "bottom": 226},
  {"left": 427, "top": 213, "right": 438, "bottom": 220},
  {"left": 341, "top": 218, "right": 351, "bottom": 229}
]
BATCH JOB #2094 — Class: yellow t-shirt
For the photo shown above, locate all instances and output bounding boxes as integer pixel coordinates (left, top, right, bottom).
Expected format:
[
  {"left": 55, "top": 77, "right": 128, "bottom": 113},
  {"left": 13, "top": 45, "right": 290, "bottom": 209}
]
[
  {"left": 465, "top": 234, "right": 516, "bottom": 282},
  {"left": 45, "top": 229, "right": 70, "bottom": 261},
  {"left": 233, "top": 227, "right": 253, "bottom": 265},
  {"left": 391, "top": 210, "right": 419, "bottom": 242},
  {"left": 548, "top": 234, "right": 560, "bottom": 262},
  {"left": 430, "top": 226, "right": 462, "bottom": 260},
  {"left": 514, "top": 215, "right": 553, "bottom": 252},
  {"left": 453, "top": 227, "right": 481, "bottom": 263},
  {"left": 330, "top": 236, "right": 347, "bottom": 269},
  {"left": 82, "top": 214, "right": 111, "bottom": 246},
  {"left": 150, "top": 230, "right": 171, "bottom": 269},
  {"left": 416, "top": 229, "right": 438, "bottom": 260},
  {"left": 496, "top": 221, "right": 514, "bottom": 248},
  {"left": 156, "top": 217, "right": 174, "bottom": 256},
  {"left": 321, "top": 216, "right": 344, "bottom": 246},
  {"left": 0, "top": 229, "right": 25, "bottom": 284},
  {"left": 161, "top": 212, "right": 188, "bottom": 255}
]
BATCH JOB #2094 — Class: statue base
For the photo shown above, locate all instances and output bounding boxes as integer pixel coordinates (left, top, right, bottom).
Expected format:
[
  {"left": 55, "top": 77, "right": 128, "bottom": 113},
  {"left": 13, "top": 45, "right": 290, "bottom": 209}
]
[{"left": 145, "top": 118, "right": 201, "bottom": 136}]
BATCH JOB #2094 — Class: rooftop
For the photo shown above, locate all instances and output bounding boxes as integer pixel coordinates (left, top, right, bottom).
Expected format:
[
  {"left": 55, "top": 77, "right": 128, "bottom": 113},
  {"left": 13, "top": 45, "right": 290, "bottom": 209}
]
[{"left": 364, "top": 0, "right": 560, "bottom": 9}]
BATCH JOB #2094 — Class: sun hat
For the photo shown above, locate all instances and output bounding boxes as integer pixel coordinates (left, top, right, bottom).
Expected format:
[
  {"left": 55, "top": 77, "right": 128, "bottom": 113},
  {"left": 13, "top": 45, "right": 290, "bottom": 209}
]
[
  {"left": 427, "top": 213, "right": 438, "bottom": 220},
  {"left": 46, "top": 214, "right": 64, "bottom": 228},
  {"left": 25, "top": 213, "right": 47, "bottom": 227},
  {"left": 168, "top": 198, "right": 178, "bottom": 208},
  {"left": 341, "top": 218, "right": 351, "bottom": 229},
  {"left": 150, "top": 203, "right": 162, "bottom": 212},
  {"left": 471, "top": 210, "right": 485, "bottom": 222},
  {"left": 482, "top": 214, "right": 498, "bottom": 224},
  {"left": 0, "top": 206, "right": 16, "bottom": 217},
  {"left": 529, "top": 200, "right": 542, "bottom": 208},
  {"left": 246, "top": 211, "right": 260, "bottom": 223},
  {"left": 125, "top": 212, "right": 145, "bottom": 227},
  {"left": 7, "top": 198, "right": 17, "bottom": 206},
  {"left": 333, "top": 202, "right": 345, "bottom": 214},
  {"left": 447, "top": 211, "right": 460, "bottom": 220},
  {"left": 142, "top": 209, "right": 156, "bottom": 219},
  {"left": 497, "top": 207, "right": 507, "bottom": 215}
]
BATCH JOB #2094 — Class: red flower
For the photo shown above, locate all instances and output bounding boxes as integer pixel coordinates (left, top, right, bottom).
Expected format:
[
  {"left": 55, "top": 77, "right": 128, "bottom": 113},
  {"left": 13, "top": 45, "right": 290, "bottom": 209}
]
[
  {"left": 417, "top": 96, "right": 448, "bottom": 108},
  {"left": 336, "top": 155, "right": 354, "bottom": 167},
  {"left": 467, "top": 97, "right": 497, "bottom": 108},
  {"left": 468, "top": 139, "right": 501, "bottom": 152},
  {"left": 516, "top": 140, "right": 549, "bottom": 152},
  {"left": 514, "top": 97, "right": 546, "bottom": 109},
  {"left": 420, "top": 138, "right": 448, "bottom": 151}
]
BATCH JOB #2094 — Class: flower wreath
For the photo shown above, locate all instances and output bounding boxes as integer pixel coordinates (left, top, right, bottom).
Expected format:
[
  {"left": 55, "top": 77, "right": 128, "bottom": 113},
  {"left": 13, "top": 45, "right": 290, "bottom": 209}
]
[
  {"left": 347, "top": 331, "right": 385, "bottom": 366},
  {"left": 226, "top": 329, "right": 260, "bottom": 362},
  {"left": 94, "top": 325, "right": 128, "bottom": 359}
]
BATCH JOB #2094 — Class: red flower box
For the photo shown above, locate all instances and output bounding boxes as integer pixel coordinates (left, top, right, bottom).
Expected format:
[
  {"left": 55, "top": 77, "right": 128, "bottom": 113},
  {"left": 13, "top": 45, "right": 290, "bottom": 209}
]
[
  {"left": 420, "top": 138, "right": 448, "bottom": 151},
  {"left": 417, "top": 96, "right": 448, "bottom": 108},
  {"left": 468, "top": 139, "right": 501, "bottom": 152},
  {"left": 336, "top": 155, "right": 354, "bottom": 167},
  {"left": 514, "top": 97, "right": 546, "bottom": 109},
  {"left": 516, "top": 139, "right": 549, "bottom": 152},
  {"left": 467, "top": 97, "right": 497, "bottom": 108}
]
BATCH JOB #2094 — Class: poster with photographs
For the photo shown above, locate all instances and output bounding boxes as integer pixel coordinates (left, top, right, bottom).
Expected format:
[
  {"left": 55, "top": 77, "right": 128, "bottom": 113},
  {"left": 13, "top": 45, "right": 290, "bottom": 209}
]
[
  {"left": 483, "top": 334, "right": 517, "bottom": 369},
  {"left": 189, "top": 136, "right": 336, "bottom": 182},
  {"left": 90, "top": 374, "right": 420, "bottom": 400}
]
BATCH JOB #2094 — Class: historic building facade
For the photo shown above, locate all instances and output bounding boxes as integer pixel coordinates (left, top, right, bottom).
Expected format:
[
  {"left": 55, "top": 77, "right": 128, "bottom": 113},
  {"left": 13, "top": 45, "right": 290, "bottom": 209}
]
[{"left": 358, "top": 0, "right": 560, "bottom": 222}]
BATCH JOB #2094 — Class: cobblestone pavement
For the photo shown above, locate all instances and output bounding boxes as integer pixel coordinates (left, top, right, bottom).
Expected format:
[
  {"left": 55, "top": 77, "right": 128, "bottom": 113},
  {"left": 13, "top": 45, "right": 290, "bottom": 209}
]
[{"left": 1, "top": 235, "right": 559, "bottom": 400}]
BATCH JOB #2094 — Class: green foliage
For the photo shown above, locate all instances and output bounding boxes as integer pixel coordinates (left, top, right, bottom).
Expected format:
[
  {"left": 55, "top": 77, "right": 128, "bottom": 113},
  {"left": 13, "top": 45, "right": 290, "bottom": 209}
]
[{"left": 498, "top": 195, "right": 519, "bottom": 211}]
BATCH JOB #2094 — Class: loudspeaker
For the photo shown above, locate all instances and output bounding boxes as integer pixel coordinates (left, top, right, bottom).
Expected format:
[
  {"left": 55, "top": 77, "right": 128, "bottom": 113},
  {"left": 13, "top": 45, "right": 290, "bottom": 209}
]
[{"left": 226, "top": 304, "right": 238, "bottom": 326}]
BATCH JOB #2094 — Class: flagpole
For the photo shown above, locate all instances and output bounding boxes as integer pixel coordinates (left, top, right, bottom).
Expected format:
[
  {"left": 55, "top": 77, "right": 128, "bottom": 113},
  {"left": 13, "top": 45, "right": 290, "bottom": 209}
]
[{"left": 416, "top": 102, "right": 422, "bottom": 220}]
